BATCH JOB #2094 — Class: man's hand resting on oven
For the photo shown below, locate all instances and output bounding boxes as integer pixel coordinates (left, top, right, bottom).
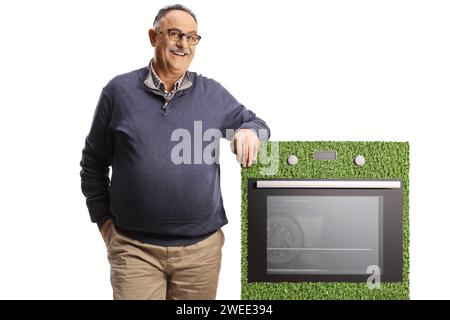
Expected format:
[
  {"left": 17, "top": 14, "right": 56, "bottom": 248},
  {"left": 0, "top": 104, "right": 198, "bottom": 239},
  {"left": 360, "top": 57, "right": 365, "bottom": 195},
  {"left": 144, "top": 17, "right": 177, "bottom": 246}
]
[{"left": 230, "top": 129, "right": 261, "bottom": 167}]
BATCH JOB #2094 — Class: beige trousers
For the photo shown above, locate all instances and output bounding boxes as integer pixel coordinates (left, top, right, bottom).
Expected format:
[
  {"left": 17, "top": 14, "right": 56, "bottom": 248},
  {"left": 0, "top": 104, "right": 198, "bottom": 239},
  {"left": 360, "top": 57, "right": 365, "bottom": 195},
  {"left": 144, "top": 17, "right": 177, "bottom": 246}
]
[{"left": 103, "top": 224, "right": 224, "bottom": 300}]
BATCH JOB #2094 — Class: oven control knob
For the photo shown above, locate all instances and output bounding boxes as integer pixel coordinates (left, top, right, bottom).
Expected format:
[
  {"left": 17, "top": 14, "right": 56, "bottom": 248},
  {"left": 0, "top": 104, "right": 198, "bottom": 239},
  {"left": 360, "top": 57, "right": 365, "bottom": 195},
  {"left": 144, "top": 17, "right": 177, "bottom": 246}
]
[
  {"left": 354, "top": 155, "right": 365, "bottom": 167},
  {"left": 287, "top": 155, "right": 298, "bottom": 166}
]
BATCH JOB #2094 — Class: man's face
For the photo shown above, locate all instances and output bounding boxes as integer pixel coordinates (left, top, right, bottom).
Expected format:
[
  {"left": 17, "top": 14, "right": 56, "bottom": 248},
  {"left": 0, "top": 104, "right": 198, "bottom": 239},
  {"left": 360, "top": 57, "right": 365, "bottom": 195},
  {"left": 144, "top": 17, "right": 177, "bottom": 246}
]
[{"left": 149, "top": 10, "right": 198, "bottom": 76}]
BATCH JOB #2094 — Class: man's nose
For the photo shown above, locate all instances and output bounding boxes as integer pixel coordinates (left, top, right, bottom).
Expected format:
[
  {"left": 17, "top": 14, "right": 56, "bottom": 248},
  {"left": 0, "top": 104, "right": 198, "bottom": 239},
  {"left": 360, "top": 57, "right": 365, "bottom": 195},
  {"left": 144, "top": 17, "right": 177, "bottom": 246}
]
[{"left": 175, "top": 44, "right": 189, "bottom": 53}]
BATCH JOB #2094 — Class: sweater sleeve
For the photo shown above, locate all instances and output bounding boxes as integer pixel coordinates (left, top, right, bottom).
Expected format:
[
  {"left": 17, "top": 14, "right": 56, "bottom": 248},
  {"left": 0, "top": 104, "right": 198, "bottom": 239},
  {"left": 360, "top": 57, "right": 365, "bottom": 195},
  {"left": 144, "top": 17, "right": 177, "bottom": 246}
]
[
  {"left": 218, "top": 84, "right": 271, "bottom": 141},
  {"left": 79, "top": 89, "right": 114, "bottom": 226}
]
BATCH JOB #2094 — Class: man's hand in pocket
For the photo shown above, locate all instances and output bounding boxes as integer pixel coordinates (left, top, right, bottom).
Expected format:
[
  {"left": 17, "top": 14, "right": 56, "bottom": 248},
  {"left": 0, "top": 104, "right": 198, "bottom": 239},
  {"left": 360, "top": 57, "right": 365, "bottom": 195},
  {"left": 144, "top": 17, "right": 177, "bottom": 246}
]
[{"left": 100, "top": 219, "right": 113, "bottom": 241}]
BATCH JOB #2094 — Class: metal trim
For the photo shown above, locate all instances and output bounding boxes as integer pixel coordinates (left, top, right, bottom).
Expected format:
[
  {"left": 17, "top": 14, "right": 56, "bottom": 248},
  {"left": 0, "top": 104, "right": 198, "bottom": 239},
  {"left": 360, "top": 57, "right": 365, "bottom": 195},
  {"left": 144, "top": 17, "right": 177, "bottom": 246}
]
[{"left": 256, "top": 180, "right": 401, "bottom": 189}]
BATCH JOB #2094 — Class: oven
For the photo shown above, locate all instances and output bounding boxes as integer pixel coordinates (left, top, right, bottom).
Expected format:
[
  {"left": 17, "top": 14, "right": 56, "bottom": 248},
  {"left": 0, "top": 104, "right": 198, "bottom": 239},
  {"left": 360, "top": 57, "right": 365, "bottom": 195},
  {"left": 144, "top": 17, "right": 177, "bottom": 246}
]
[{"left": 247, "top": 179, "right": 403, "bottom": 283}]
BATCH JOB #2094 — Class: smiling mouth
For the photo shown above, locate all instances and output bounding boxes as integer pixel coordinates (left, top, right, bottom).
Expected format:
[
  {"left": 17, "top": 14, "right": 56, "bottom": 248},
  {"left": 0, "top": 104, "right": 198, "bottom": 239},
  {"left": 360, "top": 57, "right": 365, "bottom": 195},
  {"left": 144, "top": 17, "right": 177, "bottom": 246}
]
[{"left": 170, "top": 50, "right": 188, "bottom": 57}]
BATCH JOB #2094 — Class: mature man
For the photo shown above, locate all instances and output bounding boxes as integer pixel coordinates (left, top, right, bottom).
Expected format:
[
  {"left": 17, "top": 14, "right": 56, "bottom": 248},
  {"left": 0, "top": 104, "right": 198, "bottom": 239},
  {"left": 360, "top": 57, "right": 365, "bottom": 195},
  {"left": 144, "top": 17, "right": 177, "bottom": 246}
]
[{"left": 80, "top": 4, "right": 270, "bottom": 300}]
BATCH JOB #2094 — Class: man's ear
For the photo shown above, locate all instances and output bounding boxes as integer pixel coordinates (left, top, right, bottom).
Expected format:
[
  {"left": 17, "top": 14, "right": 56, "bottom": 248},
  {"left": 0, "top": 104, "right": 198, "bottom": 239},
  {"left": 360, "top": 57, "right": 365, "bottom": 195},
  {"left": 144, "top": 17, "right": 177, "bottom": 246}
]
[{"left": 148, "top": 28, "right": 158, "bottom": 47}]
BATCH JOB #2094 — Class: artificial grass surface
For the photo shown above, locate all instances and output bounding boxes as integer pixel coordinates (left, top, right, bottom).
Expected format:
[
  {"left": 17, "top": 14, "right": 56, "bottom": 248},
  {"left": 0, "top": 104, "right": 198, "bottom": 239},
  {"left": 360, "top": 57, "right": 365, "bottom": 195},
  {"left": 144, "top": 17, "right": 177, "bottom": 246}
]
[{"left": 241, "top": 141, "right": 409, "bottom": 300}]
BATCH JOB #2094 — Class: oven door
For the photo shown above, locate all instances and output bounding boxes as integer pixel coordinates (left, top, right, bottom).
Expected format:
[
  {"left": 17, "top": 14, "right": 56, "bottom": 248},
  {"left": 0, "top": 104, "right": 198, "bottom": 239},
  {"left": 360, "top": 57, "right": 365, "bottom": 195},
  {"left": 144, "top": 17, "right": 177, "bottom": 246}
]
[{"left": 247, "top": 179, "right": 403, "bottom": 282}]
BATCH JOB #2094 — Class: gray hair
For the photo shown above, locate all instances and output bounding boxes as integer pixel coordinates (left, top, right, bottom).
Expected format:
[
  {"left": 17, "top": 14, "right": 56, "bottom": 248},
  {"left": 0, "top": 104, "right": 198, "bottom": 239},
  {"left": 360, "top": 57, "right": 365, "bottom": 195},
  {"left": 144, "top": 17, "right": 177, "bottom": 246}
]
[{"left": 153, "top": 4, "right": 197, "bottom": 29}]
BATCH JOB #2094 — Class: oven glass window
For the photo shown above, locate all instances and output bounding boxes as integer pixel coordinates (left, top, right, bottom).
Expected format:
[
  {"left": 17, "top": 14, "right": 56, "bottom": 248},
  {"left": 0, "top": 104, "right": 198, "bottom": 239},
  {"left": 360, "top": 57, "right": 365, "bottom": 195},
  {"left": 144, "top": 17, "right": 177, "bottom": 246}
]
[{"left": 267, "top": 196, "right": 381, "bottom": 275}]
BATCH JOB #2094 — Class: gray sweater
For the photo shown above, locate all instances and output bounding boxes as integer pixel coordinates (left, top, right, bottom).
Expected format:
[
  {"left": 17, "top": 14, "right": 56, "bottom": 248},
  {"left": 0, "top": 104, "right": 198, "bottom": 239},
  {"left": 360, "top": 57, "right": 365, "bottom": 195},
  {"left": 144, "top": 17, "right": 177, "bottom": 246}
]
[{"left": 80, "top": 66, "right": 270, "bottom": 245}]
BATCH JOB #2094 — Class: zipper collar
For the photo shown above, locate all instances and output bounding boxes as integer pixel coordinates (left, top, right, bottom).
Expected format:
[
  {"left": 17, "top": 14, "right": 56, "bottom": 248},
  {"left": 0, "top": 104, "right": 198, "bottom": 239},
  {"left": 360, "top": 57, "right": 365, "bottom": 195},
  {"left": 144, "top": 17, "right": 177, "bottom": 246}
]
[
  {"left": 143, "top": 66, "right": 193, "bottom": 94},
  {"left": 142, "top": 66, "right": 193, "bottom": 112}
]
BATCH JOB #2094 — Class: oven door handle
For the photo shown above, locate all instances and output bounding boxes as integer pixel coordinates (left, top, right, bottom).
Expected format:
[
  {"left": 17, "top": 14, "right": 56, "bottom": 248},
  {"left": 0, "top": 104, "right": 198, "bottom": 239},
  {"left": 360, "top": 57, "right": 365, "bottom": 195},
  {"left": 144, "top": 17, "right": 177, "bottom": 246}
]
[{"left": 255, "top": 180, "right": 401, "bottom": 189}]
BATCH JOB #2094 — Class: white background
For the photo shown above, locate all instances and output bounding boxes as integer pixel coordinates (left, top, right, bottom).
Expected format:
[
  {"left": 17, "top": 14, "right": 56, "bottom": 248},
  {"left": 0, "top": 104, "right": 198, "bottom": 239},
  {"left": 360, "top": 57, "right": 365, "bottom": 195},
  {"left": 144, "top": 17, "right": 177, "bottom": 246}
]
[{"left": 0, "top": 0, "right": 449, "bottom": 299}]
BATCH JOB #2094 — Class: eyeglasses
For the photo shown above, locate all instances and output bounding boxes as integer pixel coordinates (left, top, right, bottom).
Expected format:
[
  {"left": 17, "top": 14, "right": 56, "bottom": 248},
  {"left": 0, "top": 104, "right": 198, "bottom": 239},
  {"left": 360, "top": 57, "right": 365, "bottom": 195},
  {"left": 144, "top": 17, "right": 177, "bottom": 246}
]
[{"left": 157, "top": 28, "right": 201, "bottom": 45}]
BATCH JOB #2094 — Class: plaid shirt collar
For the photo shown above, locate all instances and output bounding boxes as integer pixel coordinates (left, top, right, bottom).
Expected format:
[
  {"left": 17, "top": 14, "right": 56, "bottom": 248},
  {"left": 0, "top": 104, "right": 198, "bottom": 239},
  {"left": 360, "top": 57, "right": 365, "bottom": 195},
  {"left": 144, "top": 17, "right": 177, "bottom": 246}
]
[{"left": 149, "top": 58, "right": 185, "bottom": 94}]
